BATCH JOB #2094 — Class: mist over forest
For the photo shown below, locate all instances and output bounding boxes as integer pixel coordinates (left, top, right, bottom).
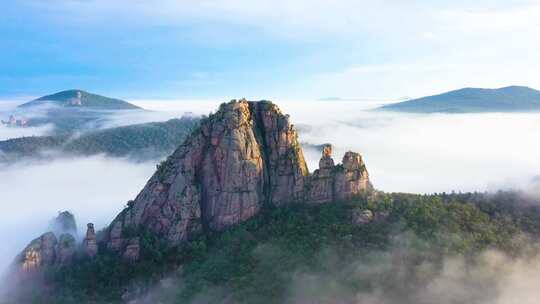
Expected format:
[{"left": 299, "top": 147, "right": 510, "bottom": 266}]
[{"left": 2, "top": 98, "right": 540, "bottom": 277}]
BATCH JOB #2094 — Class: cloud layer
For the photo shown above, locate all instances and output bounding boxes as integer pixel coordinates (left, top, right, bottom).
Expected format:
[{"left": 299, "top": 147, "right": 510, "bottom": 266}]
[{"left": 0, "top": 156, "right": 155, "bottom": 273}]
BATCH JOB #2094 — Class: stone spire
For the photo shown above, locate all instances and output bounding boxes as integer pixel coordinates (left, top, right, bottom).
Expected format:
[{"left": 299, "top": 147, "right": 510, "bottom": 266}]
[
  {"left": 319, "top": 144, "right": 335, "bottom": 173},
  {"left": 83, "top": 223, "right": 98, "bottom": 258}
]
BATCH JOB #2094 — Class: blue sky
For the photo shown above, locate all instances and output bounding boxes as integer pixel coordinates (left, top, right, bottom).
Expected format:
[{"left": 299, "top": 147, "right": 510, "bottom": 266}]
[{"left": 1, "top": 0, "right": 540, "bottom": 100}]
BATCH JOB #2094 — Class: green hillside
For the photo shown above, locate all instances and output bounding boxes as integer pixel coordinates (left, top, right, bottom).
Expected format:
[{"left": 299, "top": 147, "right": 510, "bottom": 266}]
[
  {"left": 23, "top": 191, "right": 540, "bottom": 303},
  {"left": 0, "top": 117, "right": 199, "bottom": 162},
  {"left": 380, "top": 86, "right": 540, "bottom": 113}
]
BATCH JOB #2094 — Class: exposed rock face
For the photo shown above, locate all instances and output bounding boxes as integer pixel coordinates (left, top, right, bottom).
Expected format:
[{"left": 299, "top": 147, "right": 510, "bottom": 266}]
[
  {"left": 18, "top": 232, "right": 58, "bottom": 272},
  {"left": 352, "top": 209, "right": 374, "bottom": 225},
  {"left": 83, "top": 223, "right": 98, "bottom": 258},
  {"left": 16, "top": 211, "right": 81, "bottom": 272},
  {"left": 308, "top": 145, "right": 372, "bottom": 204},
  {"left": 106, "top": 100, "right": 309, "bottom": 252},
  {"left": 319, "top": 144, "right": 335, "bottom": 171},
  {"left": 11, "top": 100, "right": 373, "bottom": 276},
  {"left": 123, "top": 238, "right": 140, "bottom": 262},
  {"left": 103, "top": 100, "right": 372, "bottom": 257},
  {"left": 334, "top": 151, "right": 372, "bottom": 201}
]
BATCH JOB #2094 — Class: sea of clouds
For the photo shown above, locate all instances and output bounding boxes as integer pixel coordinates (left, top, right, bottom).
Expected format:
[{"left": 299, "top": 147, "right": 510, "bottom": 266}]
[{"left": 1, "top": 98, "right": 540, "bottom": 276}]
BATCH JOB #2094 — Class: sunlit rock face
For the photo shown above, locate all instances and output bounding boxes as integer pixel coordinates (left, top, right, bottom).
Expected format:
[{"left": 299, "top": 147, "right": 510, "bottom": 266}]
[
  {"left": 19, "top": 232, "right": 57, "bottom": 272},
  {"left": 105, "top": 100, "right": 371, "bottom": 258},
  {"left": 106, "top": 100, "right": 310, "bottom": 255},
  {"left": 307, "top": 144, "right": 372, "bottom": 204},
  {"left": 15, "top": 212, "right": 78, "bottom": 273}
]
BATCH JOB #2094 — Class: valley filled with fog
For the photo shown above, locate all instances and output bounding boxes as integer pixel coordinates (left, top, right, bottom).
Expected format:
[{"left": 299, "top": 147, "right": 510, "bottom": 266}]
[{"left": 1, "top": 98, "right": 540, "bottom": 274}]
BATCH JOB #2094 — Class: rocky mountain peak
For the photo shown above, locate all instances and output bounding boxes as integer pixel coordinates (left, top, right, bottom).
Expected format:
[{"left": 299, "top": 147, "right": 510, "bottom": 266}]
[
  {"left": 12, "top": 100, "right": 373, "bottom": 272},
  {"left": 103, "top": 100, "right": 372, "bottom": 260},
  {"left": 49, "top": 211, "right": 77, "bottom": 237},
  {"left": 106, "top": 100, "right": 310, "bottom": 254}
]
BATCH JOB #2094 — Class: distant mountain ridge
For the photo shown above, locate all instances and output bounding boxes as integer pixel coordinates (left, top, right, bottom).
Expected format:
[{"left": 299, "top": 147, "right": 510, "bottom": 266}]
[
  {"left": 18, "top": 89, "right": 141, "bottom": 110},
  {"left": 380, "top": 86, "right": 540, "bottom": 113},
  {"left": 0, "top": 117, "right": 199, "bottom": 162}
]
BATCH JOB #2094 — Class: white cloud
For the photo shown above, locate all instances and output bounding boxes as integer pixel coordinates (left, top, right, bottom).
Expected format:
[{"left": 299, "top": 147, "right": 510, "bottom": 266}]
[
  {"left": 0, "top": 156, "right": 155, "bottom": 273},
  {"left": 279, "top": 100, "right": 540, "bottom": 194},
  {"left": 13, "top": 0, "right": 540, "bottom": 99}
]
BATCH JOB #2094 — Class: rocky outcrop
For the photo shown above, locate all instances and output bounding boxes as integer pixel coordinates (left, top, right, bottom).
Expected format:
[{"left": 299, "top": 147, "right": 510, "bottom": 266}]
[
  {"left": 15, "top": 212, "right": 79, "bottom": 273},
  {"left": 83, "top": 223, "right": 98, "bottom": 258},
  {"left": 308, "top": 145, "right": 372, "bottom": 204},
  {"left": 106, "top": 100, "right": 310, "bottom": 254},
  {"left": 334, "top": 151, "right": 372, "bottom": 200},
  {"left": 95, "top": 100, "right": 373, "bottom": 259},
  {"left": 18, "top": 232, "right": 58, "bottom": 272},
  {"left": 351, "top": 209, "right": 374, "bottom": 225},
  {"left": 12, "top": 100, "right": 373, "bottom": 273},
  {"left": 122, "top": 238, "right": 140, "bottom": 262}
]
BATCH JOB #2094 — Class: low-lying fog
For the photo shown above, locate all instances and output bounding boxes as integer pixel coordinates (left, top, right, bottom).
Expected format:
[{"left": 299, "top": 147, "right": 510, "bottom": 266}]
[
  {"left": 133, "top": 99, "right": 540, "bottom": 194},
  {"left": 1, "top": 98, "right": 540, "bottom": 273},
  {"left": 0, "top": 156, "right": 155, "bottom": 273}
]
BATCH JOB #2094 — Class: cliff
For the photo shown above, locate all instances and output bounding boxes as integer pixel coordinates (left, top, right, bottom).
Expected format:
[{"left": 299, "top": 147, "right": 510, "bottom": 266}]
[{"left": 104, "top": 99, "right": 372, "bottom": 259}]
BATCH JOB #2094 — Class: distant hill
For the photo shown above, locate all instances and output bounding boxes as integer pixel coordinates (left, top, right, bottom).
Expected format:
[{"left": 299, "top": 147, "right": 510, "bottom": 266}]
[
  {"left": 0, "top": 117, "right": 199, "bottom": 162},
  {"left": 18, "top": 90, "right": 141, "bottom": 110},
  {"left": 11, "top": 90, "right": 144, "bottom": 134},
  {"left": 379, "top": 86, "right": 540, "bottom": 113}
]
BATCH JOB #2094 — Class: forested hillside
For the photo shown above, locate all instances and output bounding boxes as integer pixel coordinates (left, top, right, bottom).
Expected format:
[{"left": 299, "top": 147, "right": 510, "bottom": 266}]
[
  {"left": 0, "top": 117, "right": 199, "bottom": 162},
  {"left": 14, "top": 191, "right": 540, "bottom": 303}
]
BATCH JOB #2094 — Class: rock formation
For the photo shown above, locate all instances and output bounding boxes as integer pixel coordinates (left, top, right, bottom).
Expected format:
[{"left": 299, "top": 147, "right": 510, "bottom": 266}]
[
  {"left": 122, "top": 238, "right": 140, "bottom": 262},
  {"left": 307, "top": 145, "right": 372, "bottom": 204},
  {"left": 15, "top": 212, "right": 78, "bottom": 272},
  {"left": 18, "top": 232, "right": 58, "bottom": 272},
  {"left": 104, "top": 100, "right": 372, "bottom": 260},
  {"left": 12, "top": 100, "right": 373, "bottom": 270},
  {"left": 83, "top": 223, "right": 98, "bottom": 258}
]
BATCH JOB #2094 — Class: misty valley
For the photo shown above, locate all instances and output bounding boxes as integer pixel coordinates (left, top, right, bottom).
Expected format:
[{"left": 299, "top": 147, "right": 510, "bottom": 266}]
[{"left": 1, "top": 90, "right": 540, "bottom": 304}]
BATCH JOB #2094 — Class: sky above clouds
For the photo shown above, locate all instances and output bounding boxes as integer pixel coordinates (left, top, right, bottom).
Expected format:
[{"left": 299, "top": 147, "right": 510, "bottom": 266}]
[{"left": 1, "top": 0, "right": 540, "bottom": 100}]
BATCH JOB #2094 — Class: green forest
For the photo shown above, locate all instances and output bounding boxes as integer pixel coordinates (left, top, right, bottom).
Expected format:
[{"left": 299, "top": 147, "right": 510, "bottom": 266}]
[
  {"left": 17, "top": 190, "right": 540, "bottom": 303},
  {"left": 0, "top": 117, "right": 199, "bottom": 162}
]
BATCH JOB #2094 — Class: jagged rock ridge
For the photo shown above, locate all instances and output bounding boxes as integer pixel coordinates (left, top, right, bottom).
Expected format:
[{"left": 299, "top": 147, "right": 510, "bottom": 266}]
[{"left": 104, "top": 99, "right": 372, "bottom": 258}]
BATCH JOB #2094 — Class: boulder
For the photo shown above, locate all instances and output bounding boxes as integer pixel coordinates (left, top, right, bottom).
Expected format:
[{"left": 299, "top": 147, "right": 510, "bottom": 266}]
[{"left": 352, "top": 209, "right": 374, "bottom": 225}]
